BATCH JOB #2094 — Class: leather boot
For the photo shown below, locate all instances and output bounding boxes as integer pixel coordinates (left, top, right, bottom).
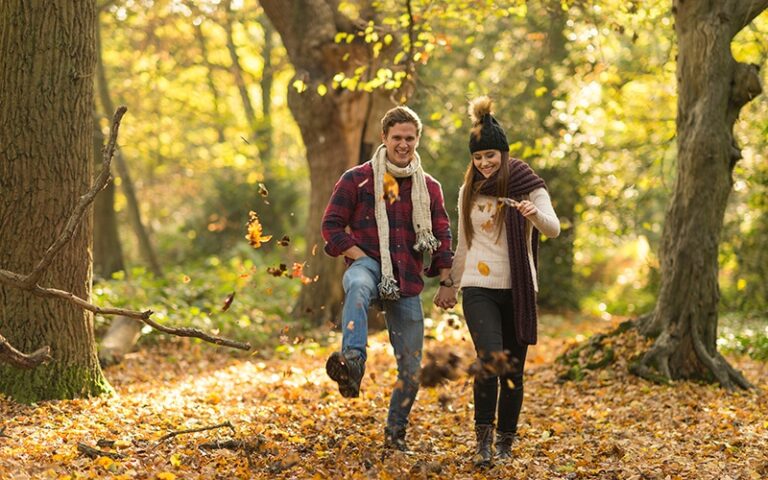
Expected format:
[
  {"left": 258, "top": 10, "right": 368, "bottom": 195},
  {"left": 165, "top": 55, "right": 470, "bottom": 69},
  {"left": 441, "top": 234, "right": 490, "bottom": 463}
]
[
  {"left": 326, "top": 350, "right": 365, "bottom": 398},
  {"left": 384, "top": 425, "right": 408, "bottom": 452},
  {"left": 495, "top": 431, "right": 516, "bottom": 460},
  {"left": 473, "top": 424, "right": 494, "bottom": 468}
]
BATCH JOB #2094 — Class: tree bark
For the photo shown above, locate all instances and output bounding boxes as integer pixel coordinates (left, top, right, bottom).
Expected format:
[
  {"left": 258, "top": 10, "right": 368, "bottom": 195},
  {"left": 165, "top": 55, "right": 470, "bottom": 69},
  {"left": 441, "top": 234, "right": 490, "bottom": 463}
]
[
  {"left": 634, "top": 0, "right": 767, "bottom": 390},
  {"left": 260, "top": 0, "right": 395, "bottom": 326},
  {"left": 0, "top": 1, "right": 112, "bottom": 402}
]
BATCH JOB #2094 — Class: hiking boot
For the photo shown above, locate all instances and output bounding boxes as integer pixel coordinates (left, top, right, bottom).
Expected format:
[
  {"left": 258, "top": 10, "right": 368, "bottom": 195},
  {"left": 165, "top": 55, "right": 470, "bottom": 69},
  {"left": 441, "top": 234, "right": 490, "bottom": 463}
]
[
  {"left": 495, "top": 431, "right": 516, "bottom": 460},
  {"left": 473, "top": 424, "right": 494, "bottom": 468},
  {"left": 384, "top": 426, "right": 409, "bottom": 452},
  {"left": 326, "top": 350, "right": 365, "bottom": 398}
]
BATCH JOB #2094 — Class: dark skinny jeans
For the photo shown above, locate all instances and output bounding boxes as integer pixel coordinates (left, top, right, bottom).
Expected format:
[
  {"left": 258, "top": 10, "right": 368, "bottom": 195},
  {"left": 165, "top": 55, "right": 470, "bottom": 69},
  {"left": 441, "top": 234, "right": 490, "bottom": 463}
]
[{"left": 462, "top": 287, "right": 528, "bottom": 433}]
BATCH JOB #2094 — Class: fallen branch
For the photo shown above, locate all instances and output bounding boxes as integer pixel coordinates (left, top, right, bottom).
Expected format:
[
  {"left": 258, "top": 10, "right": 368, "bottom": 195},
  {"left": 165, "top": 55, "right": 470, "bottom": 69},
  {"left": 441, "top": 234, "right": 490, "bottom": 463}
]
[
  {"left": 77, "top": 442, "right": 126, "bottom": 460},
  {"left": 157, "top": 421, "right": 235, "bottom": 445},
  {"left": 0, "top": 107, "right": 250, "bottom": 368},
  {"left": 198, "top": 438, "right": 264, "bottom": 453},
  {"left": 0, "top": 332, "right": 52, "bottom": 369},
  {"left": 0, "top": 427, "right": 10, "bottom": 439}
]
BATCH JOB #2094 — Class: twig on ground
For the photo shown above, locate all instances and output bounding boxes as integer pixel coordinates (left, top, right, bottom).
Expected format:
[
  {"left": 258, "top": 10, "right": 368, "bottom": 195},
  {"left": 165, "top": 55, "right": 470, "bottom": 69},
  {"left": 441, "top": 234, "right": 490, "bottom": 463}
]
[
  {"left": 157, "top": 421, "right": 236, "bottom": 445},
  {"left": 77, "top": 442, "right": 126, "bottom": 460}
]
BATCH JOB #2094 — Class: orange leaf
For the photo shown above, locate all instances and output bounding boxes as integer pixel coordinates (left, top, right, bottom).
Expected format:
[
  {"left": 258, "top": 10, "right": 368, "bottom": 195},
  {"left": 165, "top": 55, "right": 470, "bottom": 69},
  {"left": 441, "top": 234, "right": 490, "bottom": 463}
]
[
  {"left": 477, "top": 261, "right": 490, "bottom": 276},
  {"left": 246, "top": 211, "right": 272, "bottom": 248},
  {"left": 383, "top": 172, "right": 399, "bottom": 204}
]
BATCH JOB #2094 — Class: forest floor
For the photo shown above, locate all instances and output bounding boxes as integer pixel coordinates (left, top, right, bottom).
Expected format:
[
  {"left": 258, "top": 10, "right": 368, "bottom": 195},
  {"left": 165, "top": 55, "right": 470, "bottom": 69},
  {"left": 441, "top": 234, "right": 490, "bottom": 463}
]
[{"left": 1, "top": 314, "right": 767, "bottom": 479}]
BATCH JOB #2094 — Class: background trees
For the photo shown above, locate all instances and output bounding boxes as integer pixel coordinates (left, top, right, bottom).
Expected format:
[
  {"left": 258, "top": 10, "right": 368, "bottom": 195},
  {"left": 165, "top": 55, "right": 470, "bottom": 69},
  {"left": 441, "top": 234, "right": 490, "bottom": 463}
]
[{"left": 1, "top": 0, "right": 768, "bottom": 401}]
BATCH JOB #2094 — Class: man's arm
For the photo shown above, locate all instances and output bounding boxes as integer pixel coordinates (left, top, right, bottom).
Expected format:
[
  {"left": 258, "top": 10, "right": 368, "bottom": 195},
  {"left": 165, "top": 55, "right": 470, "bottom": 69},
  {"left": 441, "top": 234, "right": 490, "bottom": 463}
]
[{"left": 321, "top": 170, "right": 360, "bottom": 257}]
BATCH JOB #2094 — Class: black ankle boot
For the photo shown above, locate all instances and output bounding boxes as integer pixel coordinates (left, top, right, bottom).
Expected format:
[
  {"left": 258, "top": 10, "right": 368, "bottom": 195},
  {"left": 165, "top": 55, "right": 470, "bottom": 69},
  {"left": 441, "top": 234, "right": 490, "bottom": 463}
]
[
  {"left": 326, "top": 350, "right": 365, "bottom": 398},
  {"left": 495, "top": 431, "right": 515, "bottom": 459},
  {"left": 384, "top": 426, "right": 409, "bottom": 452},
  {"left": 473, "top": 424, "right": 494, "bottom": 468}
]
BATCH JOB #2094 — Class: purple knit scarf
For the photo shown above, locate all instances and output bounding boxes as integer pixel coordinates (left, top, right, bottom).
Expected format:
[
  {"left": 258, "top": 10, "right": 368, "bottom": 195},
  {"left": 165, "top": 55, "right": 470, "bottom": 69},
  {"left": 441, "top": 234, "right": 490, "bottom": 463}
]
[{"left": 473, "top": 159, "right": 546, "bottom": 345}]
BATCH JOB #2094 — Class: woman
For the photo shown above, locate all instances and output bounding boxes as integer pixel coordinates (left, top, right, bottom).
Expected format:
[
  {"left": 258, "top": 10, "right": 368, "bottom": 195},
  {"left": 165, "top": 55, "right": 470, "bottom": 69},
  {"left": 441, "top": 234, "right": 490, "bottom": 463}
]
[{"left": 447, "top": 96, "right": 560, "bottom": 467}]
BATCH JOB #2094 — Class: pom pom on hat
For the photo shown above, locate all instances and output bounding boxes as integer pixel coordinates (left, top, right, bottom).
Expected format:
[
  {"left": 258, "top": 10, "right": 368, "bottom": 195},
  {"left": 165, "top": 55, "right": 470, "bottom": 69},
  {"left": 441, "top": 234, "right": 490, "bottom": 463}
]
[{"left": 468, "top": 96, "right": 509, "bottom": 153}]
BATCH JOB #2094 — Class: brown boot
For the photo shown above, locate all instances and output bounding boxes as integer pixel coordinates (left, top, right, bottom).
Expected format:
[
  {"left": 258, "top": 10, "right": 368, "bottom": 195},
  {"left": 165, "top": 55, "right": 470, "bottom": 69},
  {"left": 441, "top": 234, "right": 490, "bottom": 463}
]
[
  {"left": 473, "top": 424, "right": 494, "bottom": 468},
  {"left": 495, "top": 431, "right": 516, "bottom": 460}
]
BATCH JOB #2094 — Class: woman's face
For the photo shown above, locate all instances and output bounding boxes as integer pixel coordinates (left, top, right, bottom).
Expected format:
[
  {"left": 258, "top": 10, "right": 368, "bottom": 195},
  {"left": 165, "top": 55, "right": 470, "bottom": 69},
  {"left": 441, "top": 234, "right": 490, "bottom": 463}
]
[{"left": 472, "top": 149, "right": 502, "bottom": 178}]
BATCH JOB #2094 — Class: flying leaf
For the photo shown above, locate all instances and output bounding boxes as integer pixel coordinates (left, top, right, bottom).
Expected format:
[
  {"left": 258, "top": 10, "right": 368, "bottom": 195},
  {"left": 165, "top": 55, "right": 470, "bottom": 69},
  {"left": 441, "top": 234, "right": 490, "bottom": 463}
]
[
  {"left": 383, "top": 172, "right": 399, "bottom": 204},
  {"left": 246, "top": 211, "right": 272, "bottom": 248},
  {"left": 277, "top": 236, "right": 291, "bottom": 247},
  {"left": 311, "top": 244, "right": 319, "bottom": 256},
  {"left": 480, "top": 219, "right": 494, "bottom": 233},
  {"left": 477, "top": 261, "right": 490, "bottom": 276},
  {"left": 291, "top": 262, "right": 305, "bottom": 279},
  {"left": 267, "top": 264, "right": 287, "bottom": 277},
  {"left": 221, "top": 292, "right": 235, "bottom": 312}
]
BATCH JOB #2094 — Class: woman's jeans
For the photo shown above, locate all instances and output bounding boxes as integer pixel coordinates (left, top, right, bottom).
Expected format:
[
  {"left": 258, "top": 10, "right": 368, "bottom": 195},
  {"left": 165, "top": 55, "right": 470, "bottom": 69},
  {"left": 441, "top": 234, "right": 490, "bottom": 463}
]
[
  {"left": 462, "top": 287, "right": 528, "bottom": 433},
  {"left": 341, "top": 256, "right": 423, "bottom": 430}
]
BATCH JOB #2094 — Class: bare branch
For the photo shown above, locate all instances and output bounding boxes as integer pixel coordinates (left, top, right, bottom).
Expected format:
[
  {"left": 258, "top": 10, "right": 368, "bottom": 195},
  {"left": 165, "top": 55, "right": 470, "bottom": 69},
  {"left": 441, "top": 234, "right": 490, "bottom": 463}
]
[
  {"left": 0, "top": 332, "right": 52, "bottom": 369},
  {"left": 156, "top": 421, "right": 235, "bottom": 445},
  {"left": 77, "top": 442, "right": 126, "bottom": 460},
  {"left": 732, "top": 0, "right": 768, "bottom": 35},
  {"left": 0, "top": 106, "right": 251, "bottom": 363},
  {"left": 23, "top": 106, "right": 127, "bottom": 288}
]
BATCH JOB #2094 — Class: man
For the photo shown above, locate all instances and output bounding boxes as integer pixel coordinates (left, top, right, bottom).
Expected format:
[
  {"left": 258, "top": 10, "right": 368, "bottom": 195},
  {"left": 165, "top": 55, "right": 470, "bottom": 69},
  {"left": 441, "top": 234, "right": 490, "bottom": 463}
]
[{"left": 321, "top": 105, "right": 456, "bottom": 451}]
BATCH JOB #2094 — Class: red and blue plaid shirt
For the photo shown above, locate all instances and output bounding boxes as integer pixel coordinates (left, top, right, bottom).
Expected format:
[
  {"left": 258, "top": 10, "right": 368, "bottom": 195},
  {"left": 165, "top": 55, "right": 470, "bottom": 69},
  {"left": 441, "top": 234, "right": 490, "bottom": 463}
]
[{"left": 321, "top": 161, "right": 453, "bottom": 297}]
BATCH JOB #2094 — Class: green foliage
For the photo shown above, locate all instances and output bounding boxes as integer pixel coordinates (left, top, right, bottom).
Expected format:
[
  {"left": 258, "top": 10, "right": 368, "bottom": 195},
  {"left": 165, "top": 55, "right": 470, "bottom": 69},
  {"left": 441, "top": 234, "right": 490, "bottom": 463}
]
[
  {"left": 93, "top": 251, "right": 311, "bottom": 351},
  {"left": 718, "top": 314, "right": 768, "bottom": 361}
]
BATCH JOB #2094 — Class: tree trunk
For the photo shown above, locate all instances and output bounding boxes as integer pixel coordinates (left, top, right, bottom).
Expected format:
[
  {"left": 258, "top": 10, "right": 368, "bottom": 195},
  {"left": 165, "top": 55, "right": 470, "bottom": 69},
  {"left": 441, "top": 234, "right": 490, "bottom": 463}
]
[
  {"left": 0, "top": 1, "right": 111, "bottom": 402},
  {"left": 92, "top": 115, "right": 126, "bottom": 280},
  {"left": 634, "top": 0, "right": 767, "bottom": 390},
  {"left": 260, "top": 0, "right": 395, "bottom": 326},
  {"left": 257, "top": 14, "right": 275, "bottom": 164}
]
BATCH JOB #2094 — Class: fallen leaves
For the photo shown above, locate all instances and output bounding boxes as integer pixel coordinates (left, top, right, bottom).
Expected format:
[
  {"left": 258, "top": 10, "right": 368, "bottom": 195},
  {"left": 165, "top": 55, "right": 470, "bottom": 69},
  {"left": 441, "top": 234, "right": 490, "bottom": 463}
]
[{"left": 1, "top": 317, "right": 766, "bottom": 479}]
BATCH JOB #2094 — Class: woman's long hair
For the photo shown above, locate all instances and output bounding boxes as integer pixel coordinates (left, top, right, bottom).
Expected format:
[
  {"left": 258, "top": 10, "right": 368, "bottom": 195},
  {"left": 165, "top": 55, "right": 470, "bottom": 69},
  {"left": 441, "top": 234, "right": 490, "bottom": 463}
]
[{"left": 460, "top": 150, "right": 510, "bottom": 249}]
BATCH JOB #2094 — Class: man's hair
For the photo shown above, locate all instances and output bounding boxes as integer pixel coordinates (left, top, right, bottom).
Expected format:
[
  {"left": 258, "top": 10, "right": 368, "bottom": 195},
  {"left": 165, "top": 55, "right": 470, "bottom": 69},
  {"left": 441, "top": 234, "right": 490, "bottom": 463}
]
[{"left": 381, "top": 105, "right": 422, "bottom": 137}]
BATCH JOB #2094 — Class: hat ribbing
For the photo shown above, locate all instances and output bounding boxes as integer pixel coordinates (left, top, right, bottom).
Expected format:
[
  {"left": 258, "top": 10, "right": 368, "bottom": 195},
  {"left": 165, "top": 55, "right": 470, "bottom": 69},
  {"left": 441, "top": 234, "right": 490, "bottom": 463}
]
[{"left": 468, "top": 96, "right": 509, "bottom": 153}]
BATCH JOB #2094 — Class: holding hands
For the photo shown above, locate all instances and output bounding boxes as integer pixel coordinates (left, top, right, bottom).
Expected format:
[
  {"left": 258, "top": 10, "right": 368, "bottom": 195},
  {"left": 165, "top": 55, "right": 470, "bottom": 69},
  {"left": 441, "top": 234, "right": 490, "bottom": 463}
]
[{"left": 434, "top": 285, "right": 457, "bottom": 309}]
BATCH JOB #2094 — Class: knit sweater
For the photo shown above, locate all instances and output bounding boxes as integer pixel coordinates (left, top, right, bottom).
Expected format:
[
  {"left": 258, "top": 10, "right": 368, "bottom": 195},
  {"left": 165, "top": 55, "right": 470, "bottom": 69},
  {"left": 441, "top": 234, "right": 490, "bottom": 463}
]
[{"left": 451, "top": 188, "right": 560, "bottom": 292}]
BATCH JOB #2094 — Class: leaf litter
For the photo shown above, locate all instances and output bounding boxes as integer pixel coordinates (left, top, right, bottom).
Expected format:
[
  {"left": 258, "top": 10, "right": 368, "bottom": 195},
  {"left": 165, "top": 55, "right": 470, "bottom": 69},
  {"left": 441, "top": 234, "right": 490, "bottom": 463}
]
[{"left": 1, "top": 316, "right": 766, "bottom": 479}]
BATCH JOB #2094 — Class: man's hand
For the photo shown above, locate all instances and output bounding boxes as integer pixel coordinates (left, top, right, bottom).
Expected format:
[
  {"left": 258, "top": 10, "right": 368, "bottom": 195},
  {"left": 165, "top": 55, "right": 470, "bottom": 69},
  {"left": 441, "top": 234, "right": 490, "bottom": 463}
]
[{"left": 434, "top": 286, "right": 457, "bottom": 309}]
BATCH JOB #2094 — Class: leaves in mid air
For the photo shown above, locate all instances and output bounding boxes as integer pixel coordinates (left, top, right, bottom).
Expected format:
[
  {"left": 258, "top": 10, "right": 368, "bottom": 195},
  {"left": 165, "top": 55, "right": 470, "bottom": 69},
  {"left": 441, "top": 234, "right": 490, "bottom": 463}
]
[{"left": 246, "top": 211, "right": 272, "bottom": 248}]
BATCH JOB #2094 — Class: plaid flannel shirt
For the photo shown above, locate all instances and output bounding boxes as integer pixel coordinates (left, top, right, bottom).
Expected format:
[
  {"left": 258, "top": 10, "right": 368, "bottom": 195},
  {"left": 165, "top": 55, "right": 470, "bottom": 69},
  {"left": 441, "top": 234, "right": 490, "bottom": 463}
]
[{"left": 321, "top": 161, "right": 453, "bottom": 297}]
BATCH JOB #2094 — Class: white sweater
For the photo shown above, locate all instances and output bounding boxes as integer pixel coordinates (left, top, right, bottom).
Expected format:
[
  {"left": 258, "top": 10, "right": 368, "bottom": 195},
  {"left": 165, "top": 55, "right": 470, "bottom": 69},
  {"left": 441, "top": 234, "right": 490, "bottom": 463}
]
[{"left": 450, "top": 188, "right": 560, "bottom": 291}]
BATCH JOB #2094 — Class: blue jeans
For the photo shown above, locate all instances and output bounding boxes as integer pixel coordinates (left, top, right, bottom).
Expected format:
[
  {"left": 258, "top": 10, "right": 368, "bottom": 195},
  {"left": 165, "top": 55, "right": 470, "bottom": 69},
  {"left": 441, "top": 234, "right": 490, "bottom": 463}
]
[{"left": 341, "top": 256, "right": 424, "bottom": 429}]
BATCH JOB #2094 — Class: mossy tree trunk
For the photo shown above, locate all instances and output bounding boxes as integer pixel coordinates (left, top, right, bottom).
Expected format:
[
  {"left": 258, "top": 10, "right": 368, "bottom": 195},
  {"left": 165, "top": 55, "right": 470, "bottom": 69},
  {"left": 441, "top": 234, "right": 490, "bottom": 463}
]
[
  {"left": 633, "top": 0, "right": 768, "bottom": 390},
  {"left": 0, "top": 1, "right": 111, "bottom": 402}
]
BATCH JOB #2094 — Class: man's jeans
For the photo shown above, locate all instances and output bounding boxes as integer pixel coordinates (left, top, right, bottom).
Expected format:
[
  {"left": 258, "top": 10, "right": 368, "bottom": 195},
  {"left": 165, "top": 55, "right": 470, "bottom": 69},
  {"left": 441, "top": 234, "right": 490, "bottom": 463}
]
[{"left": 341, "top": 256, "right": 423, "bottom": 429}]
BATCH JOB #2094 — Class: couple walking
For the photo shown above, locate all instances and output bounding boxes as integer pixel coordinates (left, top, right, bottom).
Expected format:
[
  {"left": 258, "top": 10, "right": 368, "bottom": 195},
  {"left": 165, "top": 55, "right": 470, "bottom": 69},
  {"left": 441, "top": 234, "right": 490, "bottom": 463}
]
[{"left": 320, "top": 97, "right": 560, "bottom": 466}]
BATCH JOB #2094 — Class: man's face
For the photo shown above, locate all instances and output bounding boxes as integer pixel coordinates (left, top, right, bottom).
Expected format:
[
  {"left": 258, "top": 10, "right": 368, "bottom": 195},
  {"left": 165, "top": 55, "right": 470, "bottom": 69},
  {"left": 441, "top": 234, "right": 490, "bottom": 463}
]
[{"left": 381, "top": 122, "right": 419, "bottom": 167}]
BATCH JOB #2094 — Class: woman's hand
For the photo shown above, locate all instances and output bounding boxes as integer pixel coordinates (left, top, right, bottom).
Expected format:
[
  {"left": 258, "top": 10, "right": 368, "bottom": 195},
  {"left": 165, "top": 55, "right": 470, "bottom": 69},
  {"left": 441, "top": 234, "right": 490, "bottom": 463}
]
[
  {"left": 516, "top": 199, "right": 539, "bottom": 218},
  {"left": 434, "top": 286, "right": 458, "bottom": 309}
]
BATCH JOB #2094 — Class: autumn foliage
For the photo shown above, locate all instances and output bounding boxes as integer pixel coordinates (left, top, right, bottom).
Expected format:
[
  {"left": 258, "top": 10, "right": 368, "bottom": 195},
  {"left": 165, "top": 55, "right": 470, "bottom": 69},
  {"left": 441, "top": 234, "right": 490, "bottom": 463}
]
[{"left": 1, "top": 315, "right": 766, "bottom": 479}]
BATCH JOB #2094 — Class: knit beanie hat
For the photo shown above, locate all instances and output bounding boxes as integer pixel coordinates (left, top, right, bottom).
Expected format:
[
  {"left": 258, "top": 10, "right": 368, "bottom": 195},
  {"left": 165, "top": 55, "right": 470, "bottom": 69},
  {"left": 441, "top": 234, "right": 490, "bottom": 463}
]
[{"left": 468, "top": 96, "right": 509, "bottom": 153}]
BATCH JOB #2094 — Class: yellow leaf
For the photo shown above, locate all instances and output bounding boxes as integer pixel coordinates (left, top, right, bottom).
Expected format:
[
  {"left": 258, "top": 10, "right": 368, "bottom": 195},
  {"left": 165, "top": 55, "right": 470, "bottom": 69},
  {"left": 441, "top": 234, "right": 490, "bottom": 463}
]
[
  {"left": 383, "top": 172, "right": 399, "bottom": 204},
  {"left": 95, "top": 456, "right": 114, "bottom": 469},
  {"left": 156, "top": 473, "right": 176, "bottom": 480},
  {"left": 477, "top": 261, "right": 490, "bottom": 276},
  {"left": 245, "top": 211, "right": 272, "bottom": 248},
  {"left": 317, "top": 84, "right": 328, "bottom": 96},
  {"left": 170, "top": 453, "right": 182, "bottom": 467}
]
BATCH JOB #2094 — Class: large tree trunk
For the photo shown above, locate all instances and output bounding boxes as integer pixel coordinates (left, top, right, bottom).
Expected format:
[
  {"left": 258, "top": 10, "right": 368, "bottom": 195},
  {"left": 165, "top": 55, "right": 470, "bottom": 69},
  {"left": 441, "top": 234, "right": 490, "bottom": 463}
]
[
  {"left": 634, "top": 0, "right": 767, "bottom": 390},
  {"left": 0, "top": 1, "right": 111, "bottom": 402},
  {"left": 260, "top": 0, "right": 395, "bottom": 326}
]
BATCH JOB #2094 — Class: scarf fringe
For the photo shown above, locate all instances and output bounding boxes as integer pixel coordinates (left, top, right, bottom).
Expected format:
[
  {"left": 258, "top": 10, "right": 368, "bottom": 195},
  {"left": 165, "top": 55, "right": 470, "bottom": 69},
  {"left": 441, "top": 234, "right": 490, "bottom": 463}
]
[
  {"left": 378, "top": 275, "right": 401, "bottom": 300},
  {"left": 414, "top": 230, "right": 440, "bottom": 254}
]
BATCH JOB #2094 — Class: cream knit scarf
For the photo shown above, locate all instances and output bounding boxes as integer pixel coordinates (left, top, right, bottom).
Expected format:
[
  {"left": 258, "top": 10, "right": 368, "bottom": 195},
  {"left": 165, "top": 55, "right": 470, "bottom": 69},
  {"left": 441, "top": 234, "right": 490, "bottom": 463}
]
[{"left": 372, "top": 144, "right": 440, "bottom": 300}]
